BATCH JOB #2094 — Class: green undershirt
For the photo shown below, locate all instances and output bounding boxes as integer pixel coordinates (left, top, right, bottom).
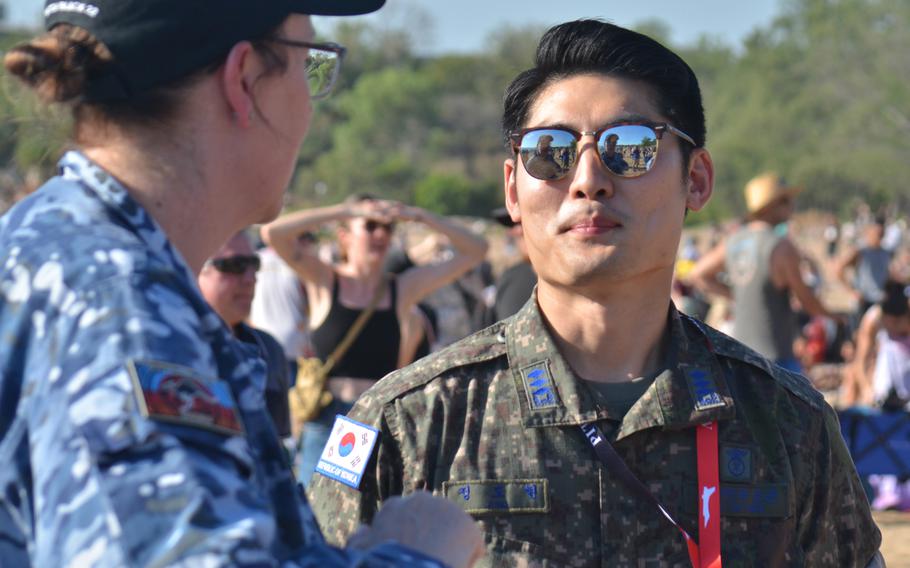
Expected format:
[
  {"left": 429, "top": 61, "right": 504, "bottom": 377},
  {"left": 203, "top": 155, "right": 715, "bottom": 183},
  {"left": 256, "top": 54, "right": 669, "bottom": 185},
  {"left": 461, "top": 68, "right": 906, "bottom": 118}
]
[{"left": 582, "top": 370, "right": 661, "bottom": 418}]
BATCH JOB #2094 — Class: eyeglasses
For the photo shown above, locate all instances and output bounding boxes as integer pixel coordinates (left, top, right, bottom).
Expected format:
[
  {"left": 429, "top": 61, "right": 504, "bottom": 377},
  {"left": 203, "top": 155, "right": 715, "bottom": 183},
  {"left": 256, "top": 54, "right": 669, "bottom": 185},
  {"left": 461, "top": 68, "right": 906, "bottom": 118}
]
[
  {"left": 206, "top": 254, "right": 261, "bottom": 275},
  {"left": 364, "top": 220, "right": 395, "bottom": 234},
  {"left": 509, "top": 121, "right": 696, "bottom": 181},
  {"left": 271, "top": 37, "right": 347, "bottom": 100}
]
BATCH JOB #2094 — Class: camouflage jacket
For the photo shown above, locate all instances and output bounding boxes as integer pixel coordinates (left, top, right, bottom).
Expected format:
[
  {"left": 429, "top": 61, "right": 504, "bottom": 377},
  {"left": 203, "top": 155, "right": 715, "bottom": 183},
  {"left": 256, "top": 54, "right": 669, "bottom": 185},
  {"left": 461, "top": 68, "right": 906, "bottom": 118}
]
[
  {"left": 0, "top": 152, "right": 440, "bottom": 567},
  {"left": 309, "top": 297, "right": 881, "bottom": 567}
]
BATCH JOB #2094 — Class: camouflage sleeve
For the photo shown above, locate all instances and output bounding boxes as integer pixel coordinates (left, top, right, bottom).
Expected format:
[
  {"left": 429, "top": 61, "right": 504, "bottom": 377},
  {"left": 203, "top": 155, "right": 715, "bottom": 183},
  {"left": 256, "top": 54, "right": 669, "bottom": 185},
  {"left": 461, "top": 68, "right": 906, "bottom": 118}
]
[
  {"left": 23, "top": 273, "right": 435, "bottom": 567},
  {"left": 799, "top": 404, "right": 882, "bottom": 566},
  {"left": 309, "top": 395, "right": 404, "bottom": 546}
]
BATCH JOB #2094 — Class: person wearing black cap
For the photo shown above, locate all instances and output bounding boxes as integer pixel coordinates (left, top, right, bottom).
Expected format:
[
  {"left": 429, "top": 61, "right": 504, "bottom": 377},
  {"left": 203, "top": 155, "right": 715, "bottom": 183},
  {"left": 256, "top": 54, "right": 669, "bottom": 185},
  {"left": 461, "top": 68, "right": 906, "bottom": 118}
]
[
  {"left": 0, "top": 1, "right": 483, "bottom": 567},
  {"left": 491, "top": 206, "right": 538, "bottom": 320}
]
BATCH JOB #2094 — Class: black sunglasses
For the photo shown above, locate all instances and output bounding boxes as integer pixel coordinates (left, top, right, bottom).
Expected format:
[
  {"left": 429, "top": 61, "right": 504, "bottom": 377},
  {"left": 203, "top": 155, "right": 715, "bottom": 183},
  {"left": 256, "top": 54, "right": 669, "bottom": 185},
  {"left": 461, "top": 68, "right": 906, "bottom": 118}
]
[
  {"left": 206, "top": 254, "right": 261, "bottom": 275},
  {"left": 364, "top": 220, "right": 395, "bottom": 233},
  {"left": 509, "top": 121, "right": 696, "bottom": 181}
]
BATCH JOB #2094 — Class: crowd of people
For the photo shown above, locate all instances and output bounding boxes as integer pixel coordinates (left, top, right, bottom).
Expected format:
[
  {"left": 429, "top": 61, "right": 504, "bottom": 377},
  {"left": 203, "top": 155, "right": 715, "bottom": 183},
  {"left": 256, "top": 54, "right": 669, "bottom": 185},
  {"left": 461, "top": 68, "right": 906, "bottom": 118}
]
[{"left": 0, "top": 2, "right": 891, "bottom": 567}]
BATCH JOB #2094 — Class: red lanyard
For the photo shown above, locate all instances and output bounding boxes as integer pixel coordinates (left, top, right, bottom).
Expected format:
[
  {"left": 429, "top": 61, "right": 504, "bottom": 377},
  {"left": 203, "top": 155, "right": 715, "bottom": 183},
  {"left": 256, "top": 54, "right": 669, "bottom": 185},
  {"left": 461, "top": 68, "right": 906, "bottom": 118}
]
[
  {"left": 580, "top": 421, "right": 722, "bottom": 567},
  {"left": 690, "top": 422, "right": 721, "bottom": 568}
]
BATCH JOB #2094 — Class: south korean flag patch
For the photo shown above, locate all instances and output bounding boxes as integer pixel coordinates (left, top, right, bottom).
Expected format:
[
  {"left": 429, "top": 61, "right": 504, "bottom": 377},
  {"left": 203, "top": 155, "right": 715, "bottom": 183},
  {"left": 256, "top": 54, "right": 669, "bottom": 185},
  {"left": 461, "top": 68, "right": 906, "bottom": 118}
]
[{"left": 315, "top": 415, "right": 380, "bottom": 489}]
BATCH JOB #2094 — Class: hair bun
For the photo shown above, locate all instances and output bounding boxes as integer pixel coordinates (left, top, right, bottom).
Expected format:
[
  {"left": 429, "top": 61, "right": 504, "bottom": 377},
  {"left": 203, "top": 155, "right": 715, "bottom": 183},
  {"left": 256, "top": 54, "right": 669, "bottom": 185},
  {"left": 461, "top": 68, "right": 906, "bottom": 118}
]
[{"left": 3, "top": 25, "right": 111, "bottom": 104}]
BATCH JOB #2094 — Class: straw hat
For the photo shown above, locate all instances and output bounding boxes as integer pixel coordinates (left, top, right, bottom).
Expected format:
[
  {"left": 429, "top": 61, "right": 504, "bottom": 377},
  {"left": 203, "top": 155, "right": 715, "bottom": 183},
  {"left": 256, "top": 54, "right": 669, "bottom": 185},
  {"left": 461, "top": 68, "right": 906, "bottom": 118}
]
[{"left": 744, "top": 172, "right": 802, "bottom": 215}]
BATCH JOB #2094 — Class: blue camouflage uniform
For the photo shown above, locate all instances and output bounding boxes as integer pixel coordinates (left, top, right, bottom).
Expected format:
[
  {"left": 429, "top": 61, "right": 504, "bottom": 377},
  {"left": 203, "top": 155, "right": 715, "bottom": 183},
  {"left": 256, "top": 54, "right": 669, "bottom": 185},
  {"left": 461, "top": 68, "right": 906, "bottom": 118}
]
[{"left": 0, "top": 152, "right": 440, "bottom": 567}]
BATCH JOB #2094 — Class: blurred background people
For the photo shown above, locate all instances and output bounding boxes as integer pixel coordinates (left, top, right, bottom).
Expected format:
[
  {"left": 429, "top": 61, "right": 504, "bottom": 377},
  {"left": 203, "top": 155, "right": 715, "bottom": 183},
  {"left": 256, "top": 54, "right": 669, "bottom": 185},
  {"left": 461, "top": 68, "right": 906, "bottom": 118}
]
[
  {"left": 840, "top": 280, "right": 910, "bottom": 408},
  {"left": 837, "top": 216, "right": 893, "bottom": 323},
  {"left": 199, "top": 231, "right": 291, "bottom": 441},
  {"left": 250, "top": 231, "right": 318, "bottom": 378},
  {"left": 491, "top": 206, "right": 537, "bottom": 320},
  {"left": 690, "top": 172, "right": 842, "bottom": 372},
  {"left": 261, "top": 194, "right": 487, "bottom": 485}
]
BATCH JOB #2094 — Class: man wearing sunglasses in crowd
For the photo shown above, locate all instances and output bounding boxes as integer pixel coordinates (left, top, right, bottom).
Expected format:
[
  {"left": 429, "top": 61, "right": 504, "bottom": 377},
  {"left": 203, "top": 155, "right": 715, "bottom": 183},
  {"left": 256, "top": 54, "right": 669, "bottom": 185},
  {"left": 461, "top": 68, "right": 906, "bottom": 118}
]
[
  {"left": 198, "top": 232, "right": 293, "bottom": 444},
  {"left": 309, "top": 19, "right": 882, "bottom": 566}
]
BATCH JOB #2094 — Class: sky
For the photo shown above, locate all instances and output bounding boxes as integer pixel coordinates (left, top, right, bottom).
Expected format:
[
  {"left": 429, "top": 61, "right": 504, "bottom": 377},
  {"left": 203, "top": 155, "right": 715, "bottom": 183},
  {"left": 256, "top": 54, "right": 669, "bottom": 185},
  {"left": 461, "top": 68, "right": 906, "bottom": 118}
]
[{"left": 5, "top": 0, "right": 782, "bottom": 53}]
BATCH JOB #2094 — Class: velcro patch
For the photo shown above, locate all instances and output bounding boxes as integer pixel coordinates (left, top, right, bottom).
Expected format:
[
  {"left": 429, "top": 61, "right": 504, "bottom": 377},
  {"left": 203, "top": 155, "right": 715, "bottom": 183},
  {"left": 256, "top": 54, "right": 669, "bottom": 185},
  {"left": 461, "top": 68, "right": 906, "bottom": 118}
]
[
  {"left": 685, "top": 367, "right": 726, "bottom": 411},
  {"left": 520, "top": 361, "right": 560, "bottom": 410},
  {"left": 721, "top": 484, "right": 790, "bottom": 518},
  {"left": 683, "top": 483, "right": 791, "bottom": 518},
  {"left": 443, "top": 479, "right": 549, "bottom": 514},
  {"left": 315, "top": 415, "right": 379, "bottom": 489},
  {"left": 128, "top": 359, "right": 244, "bottom": 436},
  {"left": 721, "top": 445, "right": 753, "bottom": 483}
]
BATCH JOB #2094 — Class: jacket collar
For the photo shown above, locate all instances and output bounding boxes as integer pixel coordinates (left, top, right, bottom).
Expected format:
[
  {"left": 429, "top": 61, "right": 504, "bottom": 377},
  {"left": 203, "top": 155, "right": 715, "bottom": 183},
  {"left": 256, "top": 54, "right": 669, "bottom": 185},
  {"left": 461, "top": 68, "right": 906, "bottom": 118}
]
[{"left": 504, "top": 296, "right": 736, "bottom": 438}]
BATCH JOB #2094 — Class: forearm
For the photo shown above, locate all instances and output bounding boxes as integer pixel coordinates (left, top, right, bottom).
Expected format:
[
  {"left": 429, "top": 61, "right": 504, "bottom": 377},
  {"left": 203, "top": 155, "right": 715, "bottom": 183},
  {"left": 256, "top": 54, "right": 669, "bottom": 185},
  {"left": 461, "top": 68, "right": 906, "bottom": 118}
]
[
  {"left": 691, "top": 274, "right": 731, "bottom": 300},
  {"left": 415, "top": 210, "right": 488, "bottom": 261},
  {"left": 261, "top": 204, "right": 349, "bottom": 258}
]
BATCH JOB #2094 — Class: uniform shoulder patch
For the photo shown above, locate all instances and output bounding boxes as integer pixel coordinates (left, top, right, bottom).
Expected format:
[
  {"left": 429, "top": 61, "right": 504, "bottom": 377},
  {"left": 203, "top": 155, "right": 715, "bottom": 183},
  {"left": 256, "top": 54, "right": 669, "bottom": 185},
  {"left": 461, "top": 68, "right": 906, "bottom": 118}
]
[
  {"left": 315, "top": 415, "right": 380, "bottom": 489},
  {"left": 128, "top": 359, "right": 245, "bottom": 436},
  {"left": 693, "top": 320, "right": 824, "bottom": 411}
]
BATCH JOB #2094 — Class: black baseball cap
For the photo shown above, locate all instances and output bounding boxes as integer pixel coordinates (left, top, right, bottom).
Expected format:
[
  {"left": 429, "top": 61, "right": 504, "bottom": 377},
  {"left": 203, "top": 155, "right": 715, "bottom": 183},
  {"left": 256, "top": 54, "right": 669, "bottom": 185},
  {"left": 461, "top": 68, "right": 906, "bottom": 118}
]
[{"left": 43, "top": 0, "right": 385, "bottom": 102}]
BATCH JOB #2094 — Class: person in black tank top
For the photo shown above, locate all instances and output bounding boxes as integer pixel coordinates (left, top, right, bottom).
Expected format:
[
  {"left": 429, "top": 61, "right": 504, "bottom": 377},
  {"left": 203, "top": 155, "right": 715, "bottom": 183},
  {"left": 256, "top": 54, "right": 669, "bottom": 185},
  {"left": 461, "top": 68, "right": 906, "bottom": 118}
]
[
  {"left": 310, "top": 272, "right": 401, "bottom": 380},
  {"left": 262, "top": 193, "right": 488, "bottom": 484}
]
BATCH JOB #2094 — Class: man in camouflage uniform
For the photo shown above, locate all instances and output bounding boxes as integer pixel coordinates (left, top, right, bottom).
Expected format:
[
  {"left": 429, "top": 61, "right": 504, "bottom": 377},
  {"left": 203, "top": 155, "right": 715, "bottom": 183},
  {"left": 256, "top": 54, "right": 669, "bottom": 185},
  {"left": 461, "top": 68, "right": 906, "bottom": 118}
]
[{"left": 309, "top": 19, "right": 883, "bottom": 566}]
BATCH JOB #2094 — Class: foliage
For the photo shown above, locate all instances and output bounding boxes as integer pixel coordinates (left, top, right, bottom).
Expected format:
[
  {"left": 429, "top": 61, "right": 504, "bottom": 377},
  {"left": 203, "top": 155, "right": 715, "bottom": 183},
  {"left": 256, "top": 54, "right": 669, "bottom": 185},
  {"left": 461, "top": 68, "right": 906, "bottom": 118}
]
[{"left": 2, "top": 0, "right": 909, "bottom": 221}]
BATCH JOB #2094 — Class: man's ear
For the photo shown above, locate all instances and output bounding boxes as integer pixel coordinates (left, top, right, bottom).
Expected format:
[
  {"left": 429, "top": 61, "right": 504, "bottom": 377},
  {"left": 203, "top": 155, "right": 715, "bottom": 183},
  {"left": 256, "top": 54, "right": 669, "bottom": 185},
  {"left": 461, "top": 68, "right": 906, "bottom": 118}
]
[
  {"left": 685, "top": 147, "right": 714, "bottom": 212},
  {"left": 504, "top": 157, "right": 521, "bottom": 224},
  {"left": 221, "top": 41, "right": 260, "bottom": 128}
]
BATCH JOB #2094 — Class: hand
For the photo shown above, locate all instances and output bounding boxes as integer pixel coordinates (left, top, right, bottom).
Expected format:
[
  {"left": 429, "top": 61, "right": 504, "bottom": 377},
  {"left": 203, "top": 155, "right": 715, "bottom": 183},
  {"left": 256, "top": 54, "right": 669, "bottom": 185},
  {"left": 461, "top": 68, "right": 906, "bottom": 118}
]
[
  {"left": 348, "top": 199, "right": 392, "bottom": 222},
  {"left": 347, "top": 491, "right": 484, "bottom": 568}
]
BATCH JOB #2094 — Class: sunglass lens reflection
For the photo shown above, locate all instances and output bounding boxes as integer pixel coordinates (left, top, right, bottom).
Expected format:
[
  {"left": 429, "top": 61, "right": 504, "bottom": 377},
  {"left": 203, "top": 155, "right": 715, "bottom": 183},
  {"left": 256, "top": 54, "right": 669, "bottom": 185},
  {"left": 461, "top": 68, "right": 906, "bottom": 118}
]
[
  {"left": 307, "top": 51, "right": 339, "bottom": 99},
  {"left": 518, "top": 129, "right": 577, "bottom": 180},
  {"left": 598, "top": 124, "right": 658, "bottom": 176}
]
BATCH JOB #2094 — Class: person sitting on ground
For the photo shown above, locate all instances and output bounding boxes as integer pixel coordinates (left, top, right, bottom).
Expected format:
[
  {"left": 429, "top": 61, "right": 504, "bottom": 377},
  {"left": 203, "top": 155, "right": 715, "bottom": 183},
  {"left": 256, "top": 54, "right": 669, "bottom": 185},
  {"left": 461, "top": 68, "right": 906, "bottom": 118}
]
[{"left": 840, "top": 280, "right": 910, "bottom": 408}]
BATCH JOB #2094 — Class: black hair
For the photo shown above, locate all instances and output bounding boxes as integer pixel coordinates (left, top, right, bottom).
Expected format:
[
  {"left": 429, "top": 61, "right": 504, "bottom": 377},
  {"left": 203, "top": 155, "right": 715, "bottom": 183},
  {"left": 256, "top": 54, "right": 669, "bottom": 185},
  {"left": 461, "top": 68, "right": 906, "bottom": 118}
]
[
  {"left": 502, "top": 19, "right": 705, "bottom": 178},
  {"left": 881, "top": 280, "right": 910, "bottom": 318}
]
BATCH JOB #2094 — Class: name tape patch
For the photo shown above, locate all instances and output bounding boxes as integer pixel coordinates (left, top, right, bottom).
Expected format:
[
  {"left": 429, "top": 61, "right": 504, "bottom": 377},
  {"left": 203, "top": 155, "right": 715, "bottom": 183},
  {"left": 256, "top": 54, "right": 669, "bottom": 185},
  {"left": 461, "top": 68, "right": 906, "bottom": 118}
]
[
  {"left": 128, "top": 359, "right": 244, "bottom": 436},
  {"left": 315, "top": 415, "right": 380, "bottom": 489},
  {"left": 443, "top": 479, "right": 549, "bottom": 514},
  {"left": 520, "top": 361, "right": 560, "bottom": 410},
  {"left": 683, "top": 483, "right": 791, "bottom": 518}
]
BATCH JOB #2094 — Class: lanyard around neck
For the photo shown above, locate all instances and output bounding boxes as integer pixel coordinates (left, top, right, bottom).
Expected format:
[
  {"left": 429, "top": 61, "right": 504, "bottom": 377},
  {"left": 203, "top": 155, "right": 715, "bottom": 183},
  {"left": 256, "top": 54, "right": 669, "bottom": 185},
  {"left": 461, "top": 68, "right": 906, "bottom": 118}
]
[{"left": 580, "top": 421, "right": 721, "bottom": 568}]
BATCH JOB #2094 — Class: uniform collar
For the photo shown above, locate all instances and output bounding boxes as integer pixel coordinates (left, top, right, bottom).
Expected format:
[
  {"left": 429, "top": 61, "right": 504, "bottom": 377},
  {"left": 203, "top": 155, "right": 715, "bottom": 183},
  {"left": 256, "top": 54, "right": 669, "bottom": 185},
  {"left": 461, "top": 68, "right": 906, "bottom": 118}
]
[
  {"left": 58, "top": 151, "right": 197, "bottom": 289},
  {"left": 504, "top": 296, "right": 736, "bottom": 438}
]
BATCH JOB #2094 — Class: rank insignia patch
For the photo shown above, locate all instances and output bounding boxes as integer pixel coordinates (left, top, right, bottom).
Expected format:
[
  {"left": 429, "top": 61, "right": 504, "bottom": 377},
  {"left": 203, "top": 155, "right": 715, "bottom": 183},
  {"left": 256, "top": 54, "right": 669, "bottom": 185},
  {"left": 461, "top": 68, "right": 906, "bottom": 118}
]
[
  {"left": 521, "top": 361, "right": 560, "bottom": 410},
  {"left": 685, "top": 367, "right": 726, "bottom": 411},
  {"left": 128, "top": 359, "right": 244, "bottom": 436}
]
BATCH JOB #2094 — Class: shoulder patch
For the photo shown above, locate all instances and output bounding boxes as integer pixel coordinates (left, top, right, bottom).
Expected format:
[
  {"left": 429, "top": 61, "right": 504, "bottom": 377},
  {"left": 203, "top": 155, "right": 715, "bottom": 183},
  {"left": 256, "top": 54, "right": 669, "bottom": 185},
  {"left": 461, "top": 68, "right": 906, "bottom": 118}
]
[
  {"left": 315, "top": 415, "right": 380, "bottom": 489},
  {"left": 128, "top": 359, "right": 245, "bottom": 436},
  {"left": 685, "top": 317, "right": 824, "bottom": 411},
  {"left": 369, "top": 323, "right": 508, "bottom": 403}
]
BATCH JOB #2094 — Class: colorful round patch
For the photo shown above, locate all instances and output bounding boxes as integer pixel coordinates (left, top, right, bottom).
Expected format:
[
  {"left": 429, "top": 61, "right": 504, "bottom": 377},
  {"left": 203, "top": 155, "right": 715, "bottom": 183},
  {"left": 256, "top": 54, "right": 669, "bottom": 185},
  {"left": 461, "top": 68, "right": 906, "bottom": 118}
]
[{"left": 339, "top": 432, "right": 356, "bottom": 457}]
